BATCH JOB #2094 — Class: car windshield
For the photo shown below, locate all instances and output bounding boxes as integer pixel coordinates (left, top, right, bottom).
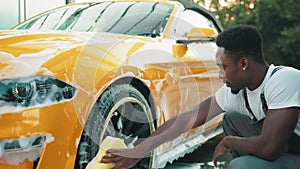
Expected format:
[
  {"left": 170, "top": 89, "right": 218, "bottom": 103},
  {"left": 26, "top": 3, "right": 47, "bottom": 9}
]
[
  {"left": 13, "top": 4, "right": 89, "bottom": 31},
  {"left": 14, "top": 2, "right": 173, "bottom": 37}
]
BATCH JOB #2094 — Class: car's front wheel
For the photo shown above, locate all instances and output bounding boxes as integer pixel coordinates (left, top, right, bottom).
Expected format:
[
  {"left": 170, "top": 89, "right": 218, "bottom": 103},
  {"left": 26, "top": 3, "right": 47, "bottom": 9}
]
[{"left": 75, "top": 83, "right": 156, "bottom": 169}]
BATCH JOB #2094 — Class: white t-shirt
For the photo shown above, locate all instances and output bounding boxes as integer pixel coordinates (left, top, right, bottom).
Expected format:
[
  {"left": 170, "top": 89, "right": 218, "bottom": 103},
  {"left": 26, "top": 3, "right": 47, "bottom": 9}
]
[{"left": 215, "top": 64, "right": 300, "bottom": 136}]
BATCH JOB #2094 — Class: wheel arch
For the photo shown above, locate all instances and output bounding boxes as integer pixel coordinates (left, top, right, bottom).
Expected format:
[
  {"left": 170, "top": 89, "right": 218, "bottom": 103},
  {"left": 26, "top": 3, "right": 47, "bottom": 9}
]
[
  {"left": 105, "top": 76, "right": 157, "bottom": 125},
  {"left": 75, "top": 75, "right": 157, "bottom": 169}
]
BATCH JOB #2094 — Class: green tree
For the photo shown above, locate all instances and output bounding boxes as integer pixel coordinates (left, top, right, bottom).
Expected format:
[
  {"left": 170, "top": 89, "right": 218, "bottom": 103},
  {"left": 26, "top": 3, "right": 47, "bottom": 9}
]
[
  {"left": 256, "top": 0, "right": 300, "bottom": 68},
  {"left": 208, "top": 0, "right": 300, "bottom": 69}
]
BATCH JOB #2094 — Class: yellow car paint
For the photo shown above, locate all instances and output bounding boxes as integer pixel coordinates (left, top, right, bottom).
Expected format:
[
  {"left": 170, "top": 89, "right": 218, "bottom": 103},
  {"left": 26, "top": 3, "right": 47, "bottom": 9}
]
[{"left": 0, "top": 0, "right": 224, "bottom": 168}]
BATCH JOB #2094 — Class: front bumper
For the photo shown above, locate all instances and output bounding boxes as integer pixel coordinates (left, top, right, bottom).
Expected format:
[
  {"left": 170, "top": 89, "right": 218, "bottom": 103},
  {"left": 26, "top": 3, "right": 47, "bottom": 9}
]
[
  {"left": 0, "top": 135, "right": 50, "bottom": 164},
  {"left": 0, "top": 100, "right": 85, "bottom": 169}
]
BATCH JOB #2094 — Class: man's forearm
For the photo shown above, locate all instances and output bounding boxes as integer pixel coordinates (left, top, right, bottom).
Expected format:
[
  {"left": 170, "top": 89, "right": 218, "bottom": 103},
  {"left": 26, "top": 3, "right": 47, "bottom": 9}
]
[
  {"left": 134, "top": 96, "right": 221, "bottom": 158},
  {"left": 135, "top": 109, "right": 198, "bottom": 157},
  {"left": 222, "top": 135, "right": 281, "bottom": 160}
]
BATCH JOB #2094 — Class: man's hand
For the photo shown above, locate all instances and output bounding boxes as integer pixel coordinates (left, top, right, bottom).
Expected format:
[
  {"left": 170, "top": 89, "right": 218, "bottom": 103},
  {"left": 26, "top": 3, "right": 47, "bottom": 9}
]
[
  {"left": 213, "top": 137, "right": 231, "bottom": 167},
  {"left": 101, "top": 148, "right": 143, "bottom": 169}
]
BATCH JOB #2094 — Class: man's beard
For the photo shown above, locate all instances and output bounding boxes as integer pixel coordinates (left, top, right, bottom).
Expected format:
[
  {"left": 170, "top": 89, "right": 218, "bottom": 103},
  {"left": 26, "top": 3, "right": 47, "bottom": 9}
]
[{"left": 231, "top": 89, "right": 240, "bottom": 95}]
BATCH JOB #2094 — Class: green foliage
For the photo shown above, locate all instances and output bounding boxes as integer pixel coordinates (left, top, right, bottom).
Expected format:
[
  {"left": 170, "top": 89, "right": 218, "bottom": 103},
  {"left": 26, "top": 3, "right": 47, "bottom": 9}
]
[{"left": 209, "top": 0, "right": 300, "bottom": 69}]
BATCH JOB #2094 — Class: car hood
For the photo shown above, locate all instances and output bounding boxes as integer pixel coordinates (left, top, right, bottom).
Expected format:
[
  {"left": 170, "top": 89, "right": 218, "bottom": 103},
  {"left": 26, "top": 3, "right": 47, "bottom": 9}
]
[
  {"left": 0, "top": 30, "right": 87, "bottom": 57},
  {"left": 0, "top": 30, "right": 149, "bottom": 80},
  {"left": 0, "top": 30, "right": 87, "bottom": 79},
  {"left": 0, "top": 30, "right": 29, "bottom": 37}
]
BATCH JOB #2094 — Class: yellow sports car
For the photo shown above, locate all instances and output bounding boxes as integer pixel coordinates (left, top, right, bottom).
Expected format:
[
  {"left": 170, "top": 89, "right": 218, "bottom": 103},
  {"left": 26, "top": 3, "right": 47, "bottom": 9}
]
[{"left": 0, "top": 0, "right": 224, "bottom": 168}]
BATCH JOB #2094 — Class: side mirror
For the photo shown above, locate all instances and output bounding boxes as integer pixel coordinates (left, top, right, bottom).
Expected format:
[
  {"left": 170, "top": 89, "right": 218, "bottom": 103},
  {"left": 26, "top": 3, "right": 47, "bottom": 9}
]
[
  {"left": 173, "top": 27, "right": 217, "bottom": 58},
  {"left": 177, "top": 27, "right": 217, "bottom": 45},
  {"left": 172, "top": 43, "right": 187, "bottom": 58},
  {"left": 187, "top": 27, "right": 217, "bottom": 39}
]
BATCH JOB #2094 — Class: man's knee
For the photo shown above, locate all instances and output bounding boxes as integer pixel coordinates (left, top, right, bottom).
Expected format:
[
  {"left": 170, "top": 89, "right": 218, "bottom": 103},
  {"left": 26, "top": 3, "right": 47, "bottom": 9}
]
[
  {"left": 227, "top": 155, "right": 282, "bottom": 169},
  {"left": 222, "top": 111, "right": 243, "bottom": 135},
  {"left": 227, "top": 156, "right": 252, "bottom": 169},
  {"left": 222, "top": 111, "right": 253, "bottom": 134},
  {"left": 223, "top": 111, "right": 242, "bottom": 122}
]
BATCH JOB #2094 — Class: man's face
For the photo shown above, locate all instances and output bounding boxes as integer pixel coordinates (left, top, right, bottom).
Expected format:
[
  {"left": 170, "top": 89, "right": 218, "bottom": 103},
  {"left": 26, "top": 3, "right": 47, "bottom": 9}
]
[{"left": 216, "top": 47, "right": 246, "bottom": 94}]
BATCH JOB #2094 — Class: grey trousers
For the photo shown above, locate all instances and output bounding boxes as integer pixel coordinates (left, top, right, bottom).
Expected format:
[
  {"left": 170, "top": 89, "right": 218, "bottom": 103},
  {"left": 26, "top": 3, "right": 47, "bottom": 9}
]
[{"left": 222, "top": 111, "right": 300, "bottom": 169}]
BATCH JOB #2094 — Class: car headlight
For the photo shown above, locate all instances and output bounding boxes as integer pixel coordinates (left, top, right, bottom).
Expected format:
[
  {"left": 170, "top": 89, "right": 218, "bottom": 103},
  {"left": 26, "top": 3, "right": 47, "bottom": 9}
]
[{"left": 0, "top": 76, "right": 77, "bottom": 107}]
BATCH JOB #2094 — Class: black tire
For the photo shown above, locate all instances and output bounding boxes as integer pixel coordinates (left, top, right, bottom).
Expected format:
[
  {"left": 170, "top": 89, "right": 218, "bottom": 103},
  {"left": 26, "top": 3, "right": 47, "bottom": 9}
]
[{"left": 75, "top": 83, "right": 156, "bottom": 169}]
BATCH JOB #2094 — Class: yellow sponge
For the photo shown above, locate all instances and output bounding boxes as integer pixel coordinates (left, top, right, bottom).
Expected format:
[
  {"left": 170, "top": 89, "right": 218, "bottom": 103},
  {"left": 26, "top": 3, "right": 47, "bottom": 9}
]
[{"left": 85, "top": 136, "right": 127, "bottom": 169}]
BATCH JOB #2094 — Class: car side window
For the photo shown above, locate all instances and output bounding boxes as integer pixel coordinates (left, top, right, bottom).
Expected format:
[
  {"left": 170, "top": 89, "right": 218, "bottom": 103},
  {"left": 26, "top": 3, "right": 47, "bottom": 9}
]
[{"left": 173, "top": 10, "right": 218, "bottom": 39}]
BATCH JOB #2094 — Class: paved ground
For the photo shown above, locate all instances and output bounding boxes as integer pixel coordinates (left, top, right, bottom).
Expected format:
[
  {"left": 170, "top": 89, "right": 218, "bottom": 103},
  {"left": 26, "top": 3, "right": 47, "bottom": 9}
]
[{"left": 164, "top": 133, "right": 232, "bottom": 169}]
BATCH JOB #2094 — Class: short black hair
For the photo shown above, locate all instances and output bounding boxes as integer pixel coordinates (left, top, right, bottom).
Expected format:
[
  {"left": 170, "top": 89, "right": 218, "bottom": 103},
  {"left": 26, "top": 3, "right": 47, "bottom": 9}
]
[{"left": 216, "top": 25, "right": 265, "bottom": 63}]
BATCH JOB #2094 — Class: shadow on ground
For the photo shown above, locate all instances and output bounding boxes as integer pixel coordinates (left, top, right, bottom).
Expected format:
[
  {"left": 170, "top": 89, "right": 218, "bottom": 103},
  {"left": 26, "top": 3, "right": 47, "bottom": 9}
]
[{"left": 164, "top": 133, "right": 232, "bottom": 169}]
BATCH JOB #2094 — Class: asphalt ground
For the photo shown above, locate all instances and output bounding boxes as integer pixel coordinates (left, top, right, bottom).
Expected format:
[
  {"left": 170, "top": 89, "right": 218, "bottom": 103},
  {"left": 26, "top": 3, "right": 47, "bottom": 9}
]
[{"left": 164, "top": 133, "right": 232, "bottom": 169}]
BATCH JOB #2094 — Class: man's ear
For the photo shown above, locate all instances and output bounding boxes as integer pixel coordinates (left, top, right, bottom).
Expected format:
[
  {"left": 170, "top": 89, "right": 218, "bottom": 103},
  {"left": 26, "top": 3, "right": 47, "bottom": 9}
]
[{"left": 240, "top": 57, "right": 249, "bottom": 71}]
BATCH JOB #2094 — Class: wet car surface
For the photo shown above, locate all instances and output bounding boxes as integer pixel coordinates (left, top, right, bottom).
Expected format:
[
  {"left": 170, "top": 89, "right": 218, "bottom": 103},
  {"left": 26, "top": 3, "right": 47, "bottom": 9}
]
[{"left": 0, "top": 0, "right": 224, "bottom": 168}]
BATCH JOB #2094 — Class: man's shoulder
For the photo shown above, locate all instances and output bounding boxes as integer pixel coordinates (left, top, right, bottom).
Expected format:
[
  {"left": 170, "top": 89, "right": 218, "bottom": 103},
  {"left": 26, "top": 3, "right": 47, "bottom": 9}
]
[
  {"left": 265, "top": 66, "right": 300, "bottom": 94},
  {"left": 269, "top": 66, "right": 300, "bottom": 81},
  {"left": 265, "top": 66, "right": 300, "bottom": 109}
]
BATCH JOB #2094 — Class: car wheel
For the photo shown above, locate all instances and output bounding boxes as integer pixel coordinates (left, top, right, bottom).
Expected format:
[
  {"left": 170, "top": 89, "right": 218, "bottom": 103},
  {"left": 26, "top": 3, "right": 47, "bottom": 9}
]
[{"left": 75, "top": 83, "right": 156, "bottom": 169}]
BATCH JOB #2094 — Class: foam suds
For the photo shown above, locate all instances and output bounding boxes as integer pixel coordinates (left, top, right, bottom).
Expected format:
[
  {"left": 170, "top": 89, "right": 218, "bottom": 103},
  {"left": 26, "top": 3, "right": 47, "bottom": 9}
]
[
  {"left": 0, "top": 49, "right": 56, "bottom": 79},
  {"left": 0, "top": 133, "right": 54, "bottom": 166}
]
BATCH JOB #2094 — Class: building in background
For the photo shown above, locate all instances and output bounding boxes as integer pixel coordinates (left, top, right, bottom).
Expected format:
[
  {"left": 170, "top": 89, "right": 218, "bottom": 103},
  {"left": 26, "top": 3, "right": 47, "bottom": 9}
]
[{"left": 0, "top": 0, "right": 67, "bottom": 29}]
